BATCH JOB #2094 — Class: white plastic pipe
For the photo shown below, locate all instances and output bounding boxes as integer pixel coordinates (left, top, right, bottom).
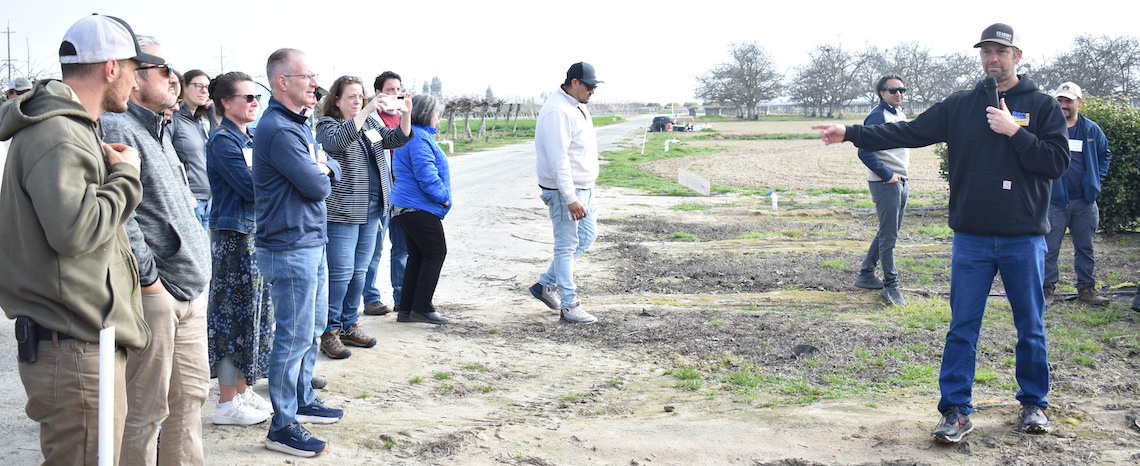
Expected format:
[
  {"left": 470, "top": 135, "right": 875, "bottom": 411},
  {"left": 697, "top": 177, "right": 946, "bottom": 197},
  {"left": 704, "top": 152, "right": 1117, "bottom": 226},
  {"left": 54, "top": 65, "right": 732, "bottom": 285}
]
[
  {"left": 99, "top": 326, "right": 115, "bottom": 466},
  {"left": 664, "top": 138, "right": 680, "bottom": 152},
  {"left": 769, "top": 190, "right": 778, "bottom": 211},
  {"left": 437, "top": 139, "right": 454, "bottom": 154}
]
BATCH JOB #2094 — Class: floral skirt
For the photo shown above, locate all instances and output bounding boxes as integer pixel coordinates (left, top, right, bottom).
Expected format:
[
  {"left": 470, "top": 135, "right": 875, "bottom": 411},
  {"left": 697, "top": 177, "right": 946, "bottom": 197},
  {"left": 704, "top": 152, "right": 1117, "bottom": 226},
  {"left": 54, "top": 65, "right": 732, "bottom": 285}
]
[{"left": 207, "top": 229, "right": 274, "bottom": 385}]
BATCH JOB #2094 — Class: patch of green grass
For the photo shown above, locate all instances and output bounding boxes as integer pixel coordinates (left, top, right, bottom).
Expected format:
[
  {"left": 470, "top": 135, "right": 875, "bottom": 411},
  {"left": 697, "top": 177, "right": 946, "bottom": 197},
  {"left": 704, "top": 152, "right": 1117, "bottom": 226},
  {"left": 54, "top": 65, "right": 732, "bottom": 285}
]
[
  {"left": 598, "top": 133, "right": 726, "bottom": 194},
  {"left": 819, "top": 259, "right": 846, "bottom": 269},
  {"left": 409, "top": 376, "right": 424, "bottom": 384},
  {"left": 906, "top": 343, "right": 930, "bottom": 353},
  {"left": 433, "top": 372, "right": 451, "bottom": 380},
  {"left": 707, "top": 320, "right": 727, "bottom": 326},
  {"left": 488, "top": 328, "right": 499, "bottom": 334},
  {"left": 606, "top": 378, "right": 624, "bottom": 388},
  {"left": 886, "top": 364, "right": 939, "bottom": 386},
  {"left": 1065, "top": 307, "right": 1123, "bottom": 327},
  {"left": 740, "top": 231, "right": 775, "bottom": 239},
  {"left": 782, "top": 284, "right": 804, "bottom": 291},
  {"left": 916, "top": 224, "right": 954, "bottom": 237},
  {"left": 670, "top": 232, "right": 700, "bottom": 241},
  {"left": 1072, "top": 355, "right": 1095, "bottom": 367},
  {"left": 440, "top": 384, "right": 454, "bottom": 390},
  {"left": 880, "top": 298, "right": 951, "bottom": 330},
  {"left": 561, "top": 393, "right": 585, "bottom": 402},
  {"left": 974, "top": 368, "right": 997, "bottom": 384},
  {"left": 357, "top": 392, "right": 370, "bottom": 399},
  {"left": 479, "top": 385, "right": 495, "bottom": 393},
  {"left": 778, "top": 229, "right": 804, "bottom": 238},
  {"left": 824, "top": 186, "right": 869, "bottom": 195},
  {"left": 672, "top": 202, "right": 706, "bottom": 211},
  {"left": 1051, "top": 326, "right": 1104, "bottom": 354},
  {"left": 461, "top": 362, "right": 491, "bottom": 372},
  {"left": 382, "top": 439, "right": 396, "bottom": 449}
]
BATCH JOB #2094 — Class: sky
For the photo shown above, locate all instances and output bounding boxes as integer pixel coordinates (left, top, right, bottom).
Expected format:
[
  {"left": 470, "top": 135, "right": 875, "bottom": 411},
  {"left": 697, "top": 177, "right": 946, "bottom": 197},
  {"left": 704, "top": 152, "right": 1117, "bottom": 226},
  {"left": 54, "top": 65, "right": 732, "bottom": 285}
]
[{"left": 2, "top": 0, "right": 1137, "bottom": 104}]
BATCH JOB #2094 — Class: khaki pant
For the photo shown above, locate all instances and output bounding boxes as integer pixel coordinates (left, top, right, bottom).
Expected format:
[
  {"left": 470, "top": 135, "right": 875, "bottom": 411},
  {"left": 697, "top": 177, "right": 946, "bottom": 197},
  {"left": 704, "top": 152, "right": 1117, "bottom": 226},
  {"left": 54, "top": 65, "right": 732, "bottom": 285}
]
[
  {"left": 122, "top": 287, "right": 209, "bottom": 466},
  {"left": 19, "top": 338, "right": 127, "bottom": 465}
]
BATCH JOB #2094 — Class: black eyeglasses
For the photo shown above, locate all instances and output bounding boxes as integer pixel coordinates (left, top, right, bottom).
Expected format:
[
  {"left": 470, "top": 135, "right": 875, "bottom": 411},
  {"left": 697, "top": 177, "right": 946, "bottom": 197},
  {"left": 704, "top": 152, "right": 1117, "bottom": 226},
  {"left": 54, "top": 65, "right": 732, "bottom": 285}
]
[
  {"left": 138, "top": 63, "right": 174, "bottom": 78},
  {"left": 230, "top": 94, "right": 261, "bottom": 103},
  {"left": 578, "top": 80, "right": 596, "bottom": 91},
  {"left": 886, "top": 87, "right": 907, "bottom": 94}
]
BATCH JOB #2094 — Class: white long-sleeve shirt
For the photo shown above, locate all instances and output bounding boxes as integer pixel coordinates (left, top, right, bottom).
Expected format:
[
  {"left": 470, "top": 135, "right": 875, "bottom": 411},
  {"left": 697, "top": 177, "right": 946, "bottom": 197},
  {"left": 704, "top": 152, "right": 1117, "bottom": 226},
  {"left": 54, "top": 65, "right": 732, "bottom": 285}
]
[{"left": 535, "top": 87, "right": 599, "bottom": 205}]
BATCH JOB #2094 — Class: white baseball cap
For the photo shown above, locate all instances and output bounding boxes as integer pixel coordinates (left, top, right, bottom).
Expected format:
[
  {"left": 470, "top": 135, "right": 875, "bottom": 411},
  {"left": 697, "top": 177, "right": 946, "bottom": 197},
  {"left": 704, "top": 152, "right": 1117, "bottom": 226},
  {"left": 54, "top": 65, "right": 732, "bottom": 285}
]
[
  {"left": 58, "top": 14, "right": 164, "bottom": 65},
  {"left": 1053, "top": 82, "right": 1083, "bottom": 100}
]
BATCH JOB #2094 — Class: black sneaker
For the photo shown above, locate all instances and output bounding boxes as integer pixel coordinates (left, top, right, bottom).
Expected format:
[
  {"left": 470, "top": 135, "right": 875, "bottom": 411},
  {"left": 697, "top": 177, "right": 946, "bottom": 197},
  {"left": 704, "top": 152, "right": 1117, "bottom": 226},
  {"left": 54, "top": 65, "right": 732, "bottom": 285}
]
[
  {"left": 265, "top": 422, "right": 328, "bottom": 457},
  {"left": 1021, "top": 405, "right": 1050, "bottom": 434},
  {"left": 881, "top": 286, "right": 907, "bottom": 306},
  {"left": 932, "top": 407, "right": 973, "bottom": 444},
  {"left": 296, "top": 397, "right": 343, "bottom": 424}
]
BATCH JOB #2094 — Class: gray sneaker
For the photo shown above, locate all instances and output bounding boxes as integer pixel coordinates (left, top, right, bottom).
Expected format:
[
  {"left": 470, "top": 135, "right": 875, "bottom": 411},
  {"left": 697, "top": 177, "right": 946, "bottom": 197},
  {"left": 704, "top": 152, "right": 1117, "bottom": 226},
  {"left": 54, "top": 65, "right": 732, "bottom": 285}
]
[
  {"left": 853, "top": 273, "right": 884, "bottom": 289},
  {"left": 559, "top": 301, "right": 596, "bottom": 324},
  {"left": 529, "top": 282, "right": 559, "bottom": 310},
  {"left": 1021, "top": 405, "right": 1050, "bottom": 434},
  {"left": 881, "top": 286, "right": 907, "bottom": 306}
]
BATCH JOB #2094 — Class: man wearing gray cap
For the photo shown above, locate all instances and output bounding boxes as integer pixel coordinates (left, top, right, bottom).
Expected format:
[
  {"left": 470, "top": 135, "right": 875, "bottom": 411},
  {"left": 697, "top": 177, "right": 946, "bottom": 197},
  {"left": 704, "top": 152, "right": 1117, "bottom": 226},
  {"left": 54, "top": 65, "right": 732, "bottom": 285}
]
[
  {"left": 5, "top": 77, "right": 32, "bottom": 102},
  {"left": 0, "top": 13, "right": 156, "bottom": 465},
  {"left": 530, "top": 62, "right": 603, "bottom": 324},
  {"left": 813, "top": 23, "right": 1069, "bottom": 443},
  {"left": 1044, "top": 81, "right": 1112, "bottom": 306}
]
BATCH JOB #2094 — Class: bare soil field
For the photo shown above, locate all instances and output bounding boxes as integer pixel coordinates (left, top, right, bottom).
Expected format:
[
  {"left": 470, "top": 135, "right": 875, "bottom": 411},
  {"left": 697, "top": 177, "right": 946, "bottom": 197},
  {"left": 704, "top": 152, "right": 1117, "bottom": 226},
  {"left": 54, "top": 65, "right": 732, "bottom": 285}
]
[{"left": 3, "top": 116, "right": 1138, "bottom": 465}]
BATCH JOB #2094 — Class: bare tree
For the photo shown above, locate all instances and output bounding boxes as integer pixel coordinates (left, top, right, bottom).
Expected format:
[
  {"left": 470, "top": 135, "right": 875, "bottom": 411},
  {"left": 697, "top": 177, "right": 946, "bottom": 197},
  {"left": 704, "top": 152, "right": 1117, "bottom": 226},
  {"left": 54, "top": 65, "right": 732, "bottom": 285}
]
[
  {"left": 1034, "top": 34, "right": 1140, "bottom": 97},
  {"left": 790, "top": 43, "right": 871, "bottom": 118},
  {"left": 694, "top": 42, "right": 783, "bottom": 119}
]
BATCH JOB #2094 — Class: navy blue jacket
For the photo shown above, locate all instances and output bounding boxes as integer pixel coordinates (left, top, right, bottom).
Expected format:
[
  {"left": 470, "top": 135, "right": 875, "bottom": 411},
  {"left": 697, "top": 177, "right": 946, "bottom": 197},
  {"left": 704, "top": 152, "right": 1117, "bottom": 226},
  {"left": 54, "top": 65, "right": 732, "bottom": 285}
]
[
  {"left": 845, "top": 75, "right": 1069, "bottom": 236},
  {"left": 252, "top": 97, "right": 342, "bottom": 251},
  {"left": 391, "top": 125, "right": 452, "bottom": 219},
  {"left": 1050, "top": 114, "right": 1110, "bottom": 205},
  {"left": 207, "top": 117, "right": 256, "bottom": 234}
]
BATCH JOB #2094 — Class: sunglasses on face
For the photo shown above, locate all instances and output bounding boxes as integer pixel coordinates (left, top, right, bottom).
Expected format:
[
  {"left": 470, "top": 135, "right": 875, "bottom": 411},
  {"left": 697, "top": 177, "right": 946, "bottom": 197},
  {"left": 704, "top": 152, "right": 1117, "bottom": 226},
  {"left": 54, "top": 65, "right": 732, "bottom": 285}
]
[
  {"left": 886, "top": 87, "right": 907, "bottom": 94},
  {"left": 230, "top": 94, "right": 261, "bottom": 103},
  {"left": 137, "top": 63, "right": 174, "bottom": 78}
]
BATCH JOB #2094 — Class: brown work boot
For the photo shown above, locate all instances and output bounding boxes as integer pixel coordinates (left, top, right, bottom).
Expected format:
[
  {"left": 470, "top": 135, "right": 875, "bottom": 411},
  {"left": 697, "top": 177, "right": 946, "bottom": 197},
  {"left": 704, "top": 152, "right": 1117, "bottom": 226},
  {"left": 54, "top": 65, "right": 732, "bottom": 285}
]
[
  {"left": 1043, "top": 283, "right": 1055, "bottom": 307},
  {"left": 339, "top": 323, "right": 377, "bottom": 348},
  {"left": 363, "top": 301, "right": 391, "bottom": 316},
  {"left": 1077, "top": 284, "right": 1109, "bottom": 306},
  {"left": 320, "top": 330, "right": 352, "bottom": 359}
]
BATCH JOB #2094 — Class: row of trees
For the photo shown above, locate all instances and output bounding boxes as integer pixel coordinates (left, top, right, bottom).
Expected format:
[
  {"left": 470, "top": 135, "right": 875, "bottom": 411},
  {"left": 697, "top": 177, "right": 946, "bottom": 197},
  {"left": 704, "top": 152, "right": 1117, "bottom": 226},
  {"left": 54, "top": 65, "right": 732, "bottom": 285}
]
[{"left": 696, "top": 35, "right": 1140, "bottom": 118}]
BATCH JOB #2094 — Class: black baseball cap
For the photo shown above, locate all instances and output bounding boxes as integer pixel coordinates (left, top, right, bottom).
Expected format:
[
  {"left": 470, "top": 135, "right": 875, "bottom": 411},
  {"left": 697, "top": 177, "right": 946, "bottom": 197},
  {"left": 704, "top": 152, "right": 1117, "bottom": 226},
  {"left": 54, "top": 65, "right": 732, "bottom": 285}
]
[
  {"left": 566, "top": 62, "right": 603, "bottom": 85},
  {"left": 974, "top": 23, "right": 1020, "bottom": 48}
]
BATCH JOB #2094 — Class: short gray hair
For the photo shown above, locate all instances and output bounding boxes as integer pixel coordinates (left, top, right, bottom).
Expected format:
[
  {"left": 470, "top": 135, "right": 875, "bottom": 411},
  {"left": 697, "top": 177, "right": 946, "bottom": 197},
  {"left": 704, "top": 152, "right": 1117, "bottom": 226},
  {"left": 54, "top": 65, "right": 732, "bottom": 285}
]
[{"left": 410, "top": 94, "right": 441, "bottom": 127}]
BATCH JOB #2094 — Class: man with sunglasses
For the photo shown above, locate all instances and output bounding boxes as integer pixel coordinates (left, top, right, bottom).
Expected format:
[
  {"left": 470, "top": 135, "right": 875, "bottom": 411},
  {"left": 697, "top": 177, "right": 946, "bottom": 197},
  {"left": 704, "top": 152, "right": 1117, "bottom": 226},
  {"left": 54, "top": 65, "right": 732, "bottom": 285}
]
[
  {"left": 101, "top": 35, "right": 211, "bottom": 465},
  {"left": 0, "top": 13, "right": 153, "bottom": 465},
  {"left": 854, "top": 75, "right": 910, "bottom": 306},
  {"left": 530, "top": 62, "right": 603, "bottom": 324},
  {"left": 814, "top": 23, "right": 1068, "bottom": 444}
]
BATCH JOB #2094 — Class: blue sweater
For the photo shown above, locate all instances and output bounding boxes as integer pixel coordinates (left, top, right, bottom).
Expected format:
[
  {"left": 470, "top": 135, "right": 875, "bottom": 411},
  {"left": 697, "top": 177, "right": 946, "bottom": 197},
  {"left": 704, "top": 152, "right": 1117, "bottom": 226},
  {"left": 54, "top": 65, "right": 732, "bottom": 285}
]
[
  {"left": 1050, "top": 114, "right": 1110, "bottom": 205},
  {"left": 391, "top": 125, "right": 451, "bottom": 219},
  {"left": 252, "top": 97, "right": 342, "bottom": 251},
  {"left": 207, "top": 117, "right": 256, "bottom": 234}
]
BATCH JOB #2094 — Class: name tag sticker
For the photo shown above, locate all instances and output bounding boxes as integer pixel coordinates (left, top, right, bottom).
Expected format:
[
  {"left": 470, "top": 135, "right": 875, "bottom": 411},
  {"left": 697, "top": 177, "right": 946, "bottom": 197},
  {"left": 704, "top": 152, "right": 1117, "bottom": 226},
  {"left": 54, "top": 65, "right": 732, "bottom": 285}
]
[
  {"left": 364, "top": 129, "right": 383, "bottom": 145},
  {"left": 1068, "top": 139, "right": 1083, "bottom": 152},
  {"left": 1011, "top": 111, "right": 1030, "bottom": 126},
  {"left": 1002, "top": 180, "right": 1012, "bottom": 190},
  {"left": 242, "top": 148, "right": 253, "bottom": 167}
]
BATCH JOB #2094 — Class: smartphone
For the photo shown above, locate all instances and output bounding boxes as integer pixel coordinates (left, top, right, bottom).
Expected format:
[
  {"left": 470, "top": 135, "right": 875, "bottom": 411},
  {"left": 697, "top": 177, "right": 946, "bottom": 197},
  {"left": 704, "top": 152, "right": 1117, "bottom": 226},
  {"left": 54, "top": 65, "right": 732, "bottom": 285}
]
[{"left": 383, "top": 95, "right": 405, "bottom": 111}]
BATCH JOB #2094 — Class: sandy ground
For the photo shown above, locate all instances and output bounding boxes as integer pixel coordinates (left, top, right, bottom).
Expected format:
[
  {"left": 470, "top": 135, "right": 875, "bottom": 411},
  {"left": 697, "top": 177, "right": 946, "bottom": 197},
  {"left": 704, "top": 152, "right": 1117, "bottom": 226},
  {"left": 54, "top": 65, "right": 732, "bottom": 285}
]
[{"left": 1, "top": 117, "right": 1138, "bottom": 465}]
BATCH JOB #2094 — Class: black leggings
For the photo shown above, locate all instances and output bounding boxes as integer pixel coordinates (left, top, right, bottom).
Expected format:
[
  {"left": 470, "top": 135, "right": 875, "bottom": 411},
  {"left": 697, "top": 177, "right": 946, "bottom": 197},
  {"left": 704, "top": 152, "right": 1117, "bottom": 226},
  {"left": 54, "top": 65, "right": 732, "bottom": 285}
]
[{"left": 393, "top": 210, "right": 447, "bottom": 313}]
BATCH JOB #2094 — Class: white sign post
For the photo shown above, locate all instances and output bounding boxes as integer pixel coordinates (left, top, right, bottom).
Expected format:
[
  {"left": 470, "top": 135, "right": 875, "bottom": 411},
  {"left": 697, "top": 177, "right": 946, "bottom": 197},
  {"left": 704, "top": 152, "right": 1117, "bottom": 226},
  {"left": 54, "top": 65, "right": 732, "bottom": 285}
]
[{"left": 678, "top": 169, "right": 710, "bottom": 196}]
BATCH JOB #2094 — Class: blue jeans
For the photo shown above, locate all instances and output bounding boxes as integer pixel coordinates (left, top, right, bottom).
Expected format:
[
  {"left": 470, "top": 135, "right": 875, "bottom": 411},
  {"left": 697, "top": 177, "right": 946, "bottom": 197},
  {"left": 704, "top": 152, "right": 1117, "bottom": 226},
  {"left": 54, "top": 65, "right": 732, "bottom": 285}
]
[
  {"left": 1044, "top": 199, "right": 1099, "bottom": 288},
  {"left": 326, "top": 219, "right": 379, "bottom": 332},
  {"left": 538, "top": 188, "right": 598, "bottom": 308},
  {"left": 939, "top": 233, "right": 1049, "bottom": 415},
  {"left": 859, "top": 179, "right": 908, "bottom": 287},
  {"left": 363, "top": 214, "right": 408, "bottom": 306},
  {"left": 195, "top": 199, "right": 210, "bottom": 230},
  {"left": 256, "top": 246, "right": 328, "bottom": 431}
]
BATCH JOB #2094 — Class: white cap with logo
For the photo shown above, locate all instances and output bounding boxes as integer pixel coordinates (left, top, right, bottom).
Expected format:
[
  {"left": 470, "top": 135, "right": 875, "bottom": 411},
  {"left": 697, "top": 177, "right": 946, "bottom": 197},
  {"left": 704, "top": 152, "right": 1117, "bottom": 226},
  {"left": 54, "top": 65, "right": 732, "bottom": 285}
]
[
  {"left": 1053, "top": 82, "right": 1083, "bottom": 100},
  {"left": 58, "top": 14, "right": 164, "bottom": 65}
]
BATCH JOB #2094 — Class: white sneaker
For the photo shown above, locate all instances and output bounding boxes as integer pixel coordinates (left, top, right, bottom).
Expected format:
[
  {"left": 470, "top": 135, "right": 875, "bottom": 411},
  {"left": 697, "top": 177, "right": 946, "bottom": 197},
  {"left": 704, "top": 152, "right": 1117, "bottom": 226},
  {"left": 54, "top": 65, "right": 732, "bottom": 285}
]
[
  {"left": 240, "top": 389, "right": 274, "bottom": 414},
  {"left": 559, "top": 301, "right": 597, "bottom": 324},
  {"left": 213, "top": 397, "right": 271, "bottom": 426}
]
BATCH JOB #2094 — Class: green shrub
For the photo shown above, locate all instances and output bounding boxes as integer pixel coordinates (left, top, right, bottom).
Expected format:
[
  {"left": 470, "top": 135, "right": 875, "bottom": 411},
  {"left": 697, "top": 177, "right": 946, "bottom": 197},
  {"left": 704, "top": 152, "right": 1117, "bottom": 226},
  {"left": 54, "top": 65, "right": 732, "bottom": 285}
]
[{"left": 1078, "top": 96, "right": 1140, "bottom": 232}]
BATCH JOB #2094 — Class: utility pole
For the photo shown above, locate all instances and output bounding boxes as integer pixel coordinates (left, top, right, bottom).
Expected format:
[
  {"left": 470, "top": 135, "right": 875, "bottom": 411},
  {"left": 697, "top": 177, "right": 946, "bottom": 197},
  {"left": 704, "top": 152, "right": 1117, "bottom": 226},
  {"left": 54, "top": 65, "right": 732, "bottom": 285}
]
[{"left": 3, "top": 21, "right": 15, "bottom": 82}]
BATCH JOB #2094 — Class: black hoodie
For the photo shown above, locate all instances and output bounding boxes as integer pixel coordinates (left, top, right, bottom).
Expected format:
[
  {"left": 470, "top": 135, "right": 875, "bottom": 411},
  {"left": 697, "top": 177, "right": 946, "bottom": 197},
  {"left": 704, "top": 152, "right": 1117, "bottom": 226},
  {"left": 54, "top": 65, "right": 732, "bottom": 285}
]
[{"left": 844, "top": 75, "right": 1069, "bottom": 236}]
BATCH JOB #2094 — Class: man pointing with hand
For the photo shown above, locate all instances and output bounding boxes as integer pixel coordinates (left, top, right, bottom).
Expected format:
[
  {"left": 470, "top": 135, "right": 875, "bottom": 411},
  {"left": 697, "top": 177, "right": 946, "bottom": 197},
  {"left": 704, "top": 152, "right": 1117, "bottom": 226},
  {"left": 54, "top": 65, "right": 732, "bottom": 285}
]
[{"left": 814, "top": 23, "right": 1069, "bottom": 444}]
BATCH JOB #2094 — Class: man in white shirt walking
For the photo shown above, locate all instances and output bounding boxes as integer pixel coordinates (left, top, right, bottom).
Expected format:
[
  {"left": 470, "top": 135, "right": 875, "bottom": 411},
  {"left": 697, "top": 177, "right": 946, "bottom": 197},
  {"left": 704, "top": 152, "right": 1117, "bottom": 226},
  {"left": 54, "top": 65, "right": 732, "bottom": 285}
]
[{"left": 530, "top": 62, "right": 603, "bottom": 324}]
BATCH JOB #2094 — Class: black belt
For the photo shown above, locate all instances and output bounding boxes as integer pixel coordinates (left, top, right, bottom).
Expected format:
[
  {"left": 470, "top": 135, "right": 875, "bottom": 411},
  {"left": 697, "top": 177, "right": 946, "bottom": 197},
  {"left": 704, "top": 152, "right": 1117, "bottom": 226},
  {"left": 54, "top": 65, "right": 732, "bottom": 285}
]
[
  {"left": 36, "top": 326, "right": 73, "bottom": 341},
  {"left": 539, "top": 185, "right": 556, "bottom": 191}
]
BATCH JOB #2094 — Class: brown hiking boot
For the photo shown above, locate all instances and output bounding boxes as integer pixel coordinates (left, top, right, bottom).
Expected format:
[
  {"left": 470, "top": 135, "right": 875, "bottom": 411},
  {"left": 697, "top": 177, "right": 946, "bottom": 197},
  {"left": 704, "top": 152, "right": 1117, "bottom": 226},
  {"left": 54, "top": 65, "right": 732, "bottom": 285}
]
[
  {"left": 363, "top": 301, "right": 391, "bottom": 316},
  {"left": 320, "top": 330, "right": 352, "bottom": 359},
  {"left": 1077, "top": 284, "right": 1109, "bottom": 306},
  {"left": 339, "top": 323, "right": 377, "bottom": 348},
  {"left": 1043, "top": 283, "right": 1055, "bottom": 307}
]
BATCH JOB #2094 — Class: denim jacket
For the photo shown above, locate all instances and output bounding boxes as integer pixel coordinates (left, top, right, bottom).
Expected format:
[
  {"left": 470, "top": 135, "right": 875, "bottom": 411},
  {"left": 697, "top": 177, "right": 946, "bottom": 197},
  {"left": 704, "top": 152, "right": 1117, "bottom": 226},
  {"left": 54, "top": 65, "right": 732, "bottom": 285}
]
[{"left": 207, "top": 117, "right": 256, "bottom": 234}]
